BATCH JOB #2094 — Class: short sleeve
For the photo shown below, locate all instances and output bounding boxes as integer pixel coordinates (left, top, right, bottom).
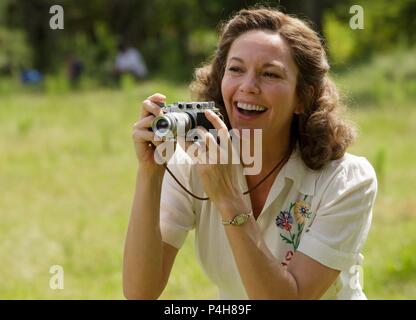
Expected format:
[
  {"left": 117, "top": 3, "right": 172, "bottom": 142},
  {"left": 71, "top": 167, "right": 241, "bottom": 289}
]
[
  {"left": 160, "top": 147, "right": 195, "bottom": 249},
  {"left": 297, "top": 156, "right": 377, "bottom": 271}
]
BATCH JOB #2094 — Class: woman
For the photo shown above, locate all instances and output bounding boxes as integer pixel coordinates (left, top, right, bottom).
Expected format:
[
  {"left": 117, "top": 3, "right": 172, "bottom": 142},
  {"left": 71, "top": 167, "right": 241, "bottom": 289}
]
[{"left": 124, "top": 7, "right": 377, "bottom": 300}]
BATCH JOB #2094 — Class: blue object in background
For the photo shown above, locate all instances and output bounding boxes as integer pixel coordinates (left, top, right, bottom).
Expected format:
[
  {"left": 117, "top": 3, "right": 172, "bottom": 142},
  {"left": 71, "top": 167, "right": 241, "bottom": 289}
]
[{"left": 20, "top": 69, "right": 43, "bottom": 84}]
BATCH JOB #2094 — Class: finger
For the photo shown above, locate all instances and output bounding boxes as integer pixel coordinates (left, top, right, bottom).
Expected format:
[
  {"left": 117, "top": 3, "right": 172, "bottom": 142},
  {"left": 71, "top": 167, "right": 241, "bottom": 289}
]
[
  {"left": 194, "top": 126, "right": 229, "bottom": 164},
  {"left": 147, "top": 93, "right": 166, "bottom": 109},
  {"left": 132, "top": 128, "right": 163, "bottom": 146},
  {"left": 204, "top": 110, "right": 228, "bottom": 132},
  {"left": 147, "top": 92, "right": 166, "bottom": 102},
  {"left": 183, "top": 128, "right": 209, "bottom": 163},
  {"left": 202, "top": 125, "right": 238, "bottom": 165},
  {"left": 133, "top": 115, "right": 155, "bottom": 129},
  {"left": 204, "top": 110, "right": 230, "bottom": 145},
  {"left": 200, "top": 112, "right": 230, "bottom": 148},
  {"left": 186, "top": 127, "right": 208, "bottom": 143},
  {"left": 141, "top": 99, "right": 165, "bottom": 118},
  {"left": 203, "top": 133, "right": 222, "bottom": 164},
  {"left": 132, "top": 128, "right": 153, "bottom": 143},
  {"left": 144, "top": 93, "right": 166, "bottom": 111},
  {"left": 193, "top": 126, "right": 225, "bottom": 150}
]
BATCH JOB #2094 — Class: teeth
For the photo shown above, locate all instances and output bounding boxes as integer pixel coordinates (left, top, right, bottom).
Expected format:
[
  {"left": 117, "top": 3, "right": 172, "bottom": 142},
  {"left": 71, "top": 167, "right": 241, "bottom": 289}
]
[{"left": 237, "top": 102, "right": 267, "bottom": 112}]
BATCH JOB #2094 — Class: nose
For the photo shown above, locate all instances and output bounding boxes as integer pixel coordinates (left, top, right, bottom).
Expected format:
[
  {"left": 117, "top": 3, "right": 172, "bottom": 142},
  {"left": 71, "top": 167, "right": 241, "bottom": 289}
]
[{"left": 239, "top": 72, "right": 260, "bottom": 94}]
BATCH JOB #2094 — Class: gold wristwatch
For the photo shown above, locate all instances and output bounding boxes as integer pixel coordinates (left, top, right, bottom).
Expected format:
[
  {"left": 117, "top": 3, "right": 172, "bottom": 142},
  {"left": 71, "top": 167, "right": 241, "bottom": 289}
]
[{"left": 222, "top": 212, "right": 253, "bottom": 226}]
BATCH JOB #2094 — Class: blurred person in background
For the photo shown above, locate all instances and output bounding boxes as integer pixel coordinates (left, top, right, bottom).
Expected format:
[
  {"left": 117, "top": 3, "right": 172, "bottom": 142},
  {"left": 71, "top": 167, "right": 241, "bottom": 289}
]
[
  {"left": 113, "top": 40, "right": 148, "bottom": 82},
  {"left": 66, "top": 53, "right": 84, "bottom": 89}
]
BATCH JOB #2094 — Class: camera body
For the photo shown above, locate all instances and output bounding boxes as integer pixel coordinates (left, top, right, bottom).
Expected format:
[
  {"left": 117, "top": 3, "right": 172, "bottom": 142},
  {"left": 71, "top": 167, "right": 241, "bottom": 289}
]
[{"left": 151, "top": 101, "right": 224, "bottom": 140}]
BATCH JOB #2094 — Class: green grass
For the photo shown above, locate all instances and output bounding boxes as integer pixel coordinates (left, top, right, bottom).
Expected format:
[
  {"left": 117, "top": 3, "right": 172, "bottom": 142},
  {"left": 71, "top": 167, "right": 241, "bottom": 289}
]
[
  {"left": 347, "top": 105, "right": 416, "bottom": 299},
  {"left": 1, "top": 50, "right": 415, "bottom": 299}
]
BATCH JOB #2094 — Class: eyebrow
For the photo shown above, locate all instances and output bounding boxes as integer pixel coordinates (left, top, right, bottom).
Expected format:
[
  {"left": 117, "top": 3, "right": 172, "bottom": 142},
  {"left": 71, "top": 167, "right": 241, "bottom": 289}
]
[{"left": 228, "top": 56, "right": 287, "bottom": 74}]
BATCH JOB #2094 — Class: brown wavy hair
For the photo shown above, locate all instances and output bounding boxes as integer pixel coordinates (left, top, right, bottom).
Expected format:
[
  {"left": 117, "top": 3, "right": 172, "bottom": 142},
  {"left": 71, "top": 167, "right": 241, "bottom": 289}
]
[{"left": 190, "top": 7, "right": 356, "bottom": 170}]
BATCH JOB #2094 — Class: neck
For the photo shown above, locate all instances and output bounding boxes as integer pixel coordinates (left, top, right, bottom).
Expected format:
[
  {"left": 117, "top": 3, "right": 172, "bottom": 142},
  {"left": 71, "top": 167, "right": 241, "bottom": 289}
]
[{"left": 241, "top": 131, "right": 293, "bottom": 187}]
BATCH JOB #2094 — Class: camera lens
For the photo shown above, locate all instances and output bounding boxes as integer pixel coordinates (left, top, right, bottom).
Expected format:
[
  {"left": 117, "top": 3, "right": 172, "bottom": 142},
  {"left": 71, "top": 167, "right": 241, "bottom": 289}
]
[
  {"left": 155, "top": 118, "right": 170, "bottom": 133},
  {"left": 152, "top": 111, "right": 194, "bottom": 140}
]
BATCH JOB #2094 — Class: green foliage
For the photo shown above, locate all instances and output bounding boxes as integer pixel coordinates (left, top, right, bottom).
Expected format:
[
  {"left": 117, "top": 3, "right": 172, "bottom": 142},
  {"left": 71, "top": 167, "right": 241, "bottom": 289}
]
[
  {"left": 76, "top": 23, "right": 116, "bottom": 80},
  {"left": 323, "top": 0, "right": 416, "bottom": 65},
  {"left": 0, "top": 0, "right": 263, "bottom": 81},
  {"left": 323, "top": 12, "right": 357, "bottom": 65},
  {"left": 0, "top": 27, "right": 32, "bottom": 73},
  {"left": 0, "top": 0, "right": 11, "bottom": 24},
  {"left": 335, "top": 47, "right": 416, "bottom": 107},
  {"left": 1, "top": 0, "right": 415, "bottom": 82}
]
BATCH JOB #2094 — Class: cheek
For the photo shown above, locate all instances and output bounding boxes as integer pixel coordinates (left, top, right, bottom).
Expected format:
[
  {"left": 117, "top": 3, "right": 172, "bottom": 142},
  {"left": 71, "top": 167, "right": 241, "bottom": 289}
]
[
  {"left": 270, "top": 84, "right": 297, "bottom": 108},
  {"left": 221, "top": 77, "right": 231, "bottom": 98},
  {"left": 220, "top": 79, "right": 232, "bottom": 116},
  {"left": 221, "top": 77, "right": 234, "bottom": 107}
]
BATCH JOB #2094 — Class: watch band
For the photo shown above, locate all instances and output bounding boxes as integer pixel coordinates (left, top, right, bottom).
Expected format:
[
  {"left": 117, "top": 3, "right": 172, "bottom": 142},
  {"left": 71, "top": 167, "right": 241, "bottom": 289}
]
[{"left": 222, "top": 212, "right": 253, "bottom": 226}]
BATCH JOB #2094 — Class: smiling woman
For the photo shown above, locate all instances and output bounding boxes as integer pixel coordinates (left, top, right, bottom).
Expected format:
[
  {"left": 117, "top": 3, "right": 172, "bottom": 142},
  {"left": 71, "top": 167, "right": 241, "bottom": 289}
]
[
  {"left": 191, "top": 8, "right": 356, "bottom": 171},
  {"left": 221, "top": 29, "right": 300, "bottom": 159},
  {"left": 124, "top": 6, "right": 377, "bottom": 300}
]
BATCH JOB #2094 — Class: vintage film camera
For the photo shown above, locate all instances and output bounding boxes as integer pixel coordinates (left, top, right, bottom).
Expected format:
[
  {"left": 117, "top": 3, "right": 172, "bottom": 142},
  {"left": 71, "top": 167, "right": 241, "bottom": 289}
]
[{"left": 151, "top": 101, "right": 224, "bottom": 140}]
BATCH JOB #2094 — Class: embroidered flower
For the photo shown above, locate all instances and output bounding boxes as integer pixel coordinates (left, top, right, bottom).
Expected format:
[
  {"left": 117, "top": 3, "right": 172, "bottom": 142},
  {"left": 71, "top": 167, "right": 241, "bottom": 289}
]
[
  {"left": 275, "top": 211, "right": 293, "bottom": 231},
  {"left": 293, "top": 200, "right": 311, "bottom": 224},
  {"left": 277, "top": 196, "right": 313, "bottom": 252}
]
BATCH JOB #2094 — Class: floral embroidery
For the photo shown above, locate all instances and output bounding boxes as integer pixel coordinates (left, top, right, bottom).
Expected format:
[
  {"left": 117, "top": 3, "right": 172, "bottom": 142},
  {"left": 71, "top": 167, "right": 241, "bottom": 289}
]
[
  {"left": 275, "top": 210, "right": 293, "bottom": 231},
  {"left": 276, "top": 195, "right": 312, "bottom": 253},
  {"left": 294, "top": 199, "right": 312, "bottom": 225}
]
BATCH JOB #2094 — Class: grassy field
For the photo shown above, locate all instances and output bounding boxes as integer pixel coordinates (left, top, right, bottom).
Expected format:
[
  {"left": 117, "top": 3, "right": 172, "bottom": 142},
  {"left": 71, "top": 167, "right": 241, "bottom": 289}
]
[{"left": 1, "top": 51, "right": 415, "bottom": 299}]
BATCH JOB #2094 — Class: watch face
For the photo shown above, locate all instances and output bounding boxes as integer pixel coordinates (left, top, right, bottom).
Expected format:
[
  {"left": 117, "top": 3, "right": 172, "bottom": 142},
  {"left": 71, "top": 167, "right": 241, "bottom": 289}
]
[{"left": 235, "top": 215, "right": 246, "bottom": 225}]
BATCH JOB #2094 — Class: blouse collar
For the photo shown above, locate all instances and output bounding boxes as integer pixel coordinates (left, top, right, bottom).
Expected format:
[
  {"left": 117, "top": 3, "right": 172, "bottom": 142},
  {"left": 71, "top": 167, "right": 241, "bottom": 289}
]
[{"left": 282, "top": 146, "right": 317, "bottom": 197}]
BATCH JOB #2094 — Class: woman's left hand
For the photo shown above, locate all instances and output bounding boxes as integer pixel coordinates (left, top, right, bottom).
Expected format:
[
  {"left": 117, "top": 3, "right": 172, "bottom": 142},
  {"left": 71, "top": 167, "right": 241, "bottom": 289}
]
[{"left": 192, "top": 110, "right": 249, "bottom": 215}]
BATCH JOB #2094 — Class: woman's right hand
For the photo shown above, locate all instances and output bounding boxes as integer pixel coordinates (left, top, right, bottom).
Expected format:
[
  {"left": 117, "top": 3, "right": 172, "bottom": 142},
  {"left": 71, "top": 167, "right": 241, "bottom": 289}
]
[{"left": 132, "top": 93, "right": 168, "bottom": 173}]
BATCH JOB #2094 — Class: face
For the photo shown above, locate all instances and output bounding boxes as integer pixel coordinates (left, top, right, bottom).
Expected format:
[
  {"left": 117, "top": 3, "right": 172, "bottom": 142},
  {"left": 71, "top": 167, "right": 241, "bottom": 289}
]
[{"left": 221, "top": 30, "right": 300, "bottom": 144}]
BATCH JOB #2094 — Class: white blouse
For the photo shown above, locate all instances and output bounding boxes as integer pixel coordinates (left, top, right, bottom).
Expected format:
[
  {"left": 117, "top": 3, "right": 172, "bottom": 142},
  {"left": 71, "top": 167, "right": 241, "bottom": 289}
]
[{"left": 159, "top": 145, "right": 377, "bottom": 300}]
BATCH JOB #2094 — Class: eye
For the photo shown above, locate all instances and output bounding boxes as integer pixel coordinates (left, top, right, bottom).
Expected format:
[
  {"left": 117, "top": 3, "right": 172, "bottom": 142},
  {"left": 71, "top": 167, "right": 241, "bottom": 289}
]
[
  {"left": 227, "top": 66, "right": 243, "bottom": 73},
  {"left": 263, "top": 72, "right": 280, "bottom": 79}
]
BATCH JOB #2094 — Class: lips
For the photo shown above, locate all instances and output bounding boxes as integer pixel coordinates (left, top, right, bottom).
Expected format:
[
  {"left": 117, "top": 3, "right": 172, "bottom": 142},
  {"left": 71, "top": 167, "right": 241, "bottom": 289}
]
[
  {"left": 233, "top": 101, "right": 268, "bottom": 120},
  {"left": 237, "top": 102, "right": 267, "bottom": 112}
]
